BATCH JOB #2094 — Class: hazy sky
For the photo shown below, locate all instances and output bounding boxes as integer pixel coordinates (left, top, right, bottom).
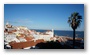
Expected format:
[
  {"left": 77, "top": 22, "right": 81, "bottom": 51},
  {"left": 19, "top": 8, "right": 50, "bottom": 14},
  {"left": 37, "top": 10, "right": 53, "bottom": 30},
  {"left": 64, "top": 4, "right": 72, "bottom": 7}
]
[{"left": 4, "top": 4, "right": 84, "bottom": 31}]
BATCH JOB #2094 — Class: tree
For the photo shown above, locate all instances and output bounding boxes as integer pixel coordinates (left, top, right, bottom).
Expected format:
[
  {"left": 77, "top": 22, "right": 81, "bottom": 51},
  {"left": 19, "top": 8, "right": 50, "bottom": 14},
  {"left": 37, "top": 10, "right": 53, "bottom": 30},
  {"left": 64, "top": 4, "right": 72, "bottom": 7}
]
[{"left": 68, "top": 12, "right": 82, "bottom": 48}]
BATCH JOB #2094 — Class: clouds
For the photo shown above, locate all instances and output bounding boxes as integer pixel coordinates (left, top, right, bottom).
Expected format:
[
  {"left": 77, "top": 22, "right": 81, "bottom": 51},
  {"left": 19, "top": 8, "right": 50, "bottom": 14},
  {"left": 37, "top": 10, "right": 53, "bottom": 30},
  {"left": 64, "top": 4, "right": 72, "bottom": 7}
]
[
  {"left": 17, "top": 19, "right": 33, "bottom": 24},
  {"left": 5, "top": 18, "right": 33, "bottom": 24},
  {"left": 4, "top": 18, "right": 34, "bottom": 28}
]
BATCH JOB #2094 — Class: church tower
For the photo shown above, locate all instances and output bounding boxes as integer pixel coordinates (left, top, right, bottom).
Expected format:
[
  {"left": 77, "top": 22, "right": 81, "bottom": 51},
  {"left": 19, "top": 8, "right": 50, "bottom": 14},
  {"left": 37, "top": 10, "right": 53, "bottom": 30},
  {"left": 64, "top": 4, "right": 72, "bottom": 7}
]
[{"left": 52, "top": 29, "right": 54, "bottom": 37}]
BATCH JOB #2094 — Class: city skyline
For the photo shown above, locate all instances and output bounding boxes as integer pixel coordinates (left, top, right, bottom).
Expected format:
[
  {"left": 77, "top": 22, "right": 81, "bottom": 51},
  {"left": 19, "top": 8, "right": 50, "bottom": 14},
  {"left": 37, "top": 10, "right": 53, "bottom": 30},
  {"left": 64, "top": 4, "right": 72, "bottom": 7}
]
[{"left": 4, "top": 4, "right": 84, "bottom": 31}]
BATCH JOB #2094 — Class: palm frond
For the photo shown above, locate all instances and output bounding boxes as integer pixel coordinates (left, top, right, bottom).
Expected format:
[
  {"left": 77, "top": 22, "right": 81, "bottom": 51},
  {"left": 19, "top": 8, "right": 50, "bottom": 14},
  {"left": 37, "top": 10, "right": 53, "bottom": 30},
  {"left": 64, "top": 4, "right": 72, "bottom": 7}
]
[
  {"left": 68, "top": 12, "right": 82, "bottom": 30},
  {"left": 78, "top": 16, "right": 82, "bottom": 19}
]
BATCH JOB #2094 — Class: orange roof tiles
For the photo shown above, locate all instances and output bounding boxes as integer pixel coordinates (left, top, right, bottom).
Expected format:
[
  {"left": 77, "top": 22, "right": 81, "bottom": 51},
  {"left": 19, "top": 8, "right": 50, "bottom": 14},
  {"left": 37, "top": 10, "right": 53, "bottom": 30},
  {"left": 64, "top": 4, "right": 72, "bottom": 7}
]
[
  {"left": 24, "top": 37, "right": 34, "bottom": 41},
  {"left": 9, "top": 39, "right": 45, "bottom": 49}
]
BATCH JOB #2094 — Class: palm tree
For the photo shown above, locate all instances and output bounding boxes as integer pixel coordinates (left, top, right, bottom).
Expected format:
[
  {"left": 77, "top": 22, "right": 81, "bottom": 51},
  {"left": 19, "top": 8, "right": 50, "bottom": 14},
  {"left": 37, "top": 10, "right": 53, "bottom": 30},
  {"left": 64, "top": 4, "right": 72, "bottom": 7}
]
[{"left": 68, "top": 12, "right": 82, "bottom": 48}]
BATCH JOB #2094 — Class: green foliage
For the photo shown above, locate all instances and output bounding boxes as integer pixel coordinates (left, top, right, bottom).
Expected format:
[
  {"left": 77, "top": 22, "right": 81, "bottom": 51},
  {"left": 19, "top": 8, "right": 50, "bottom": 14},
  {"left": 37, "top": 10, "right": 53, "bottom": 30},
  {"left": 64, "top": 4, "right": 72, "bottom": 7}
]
[{"left": 68, "top": 12, "right": 82, "bottom": 30}]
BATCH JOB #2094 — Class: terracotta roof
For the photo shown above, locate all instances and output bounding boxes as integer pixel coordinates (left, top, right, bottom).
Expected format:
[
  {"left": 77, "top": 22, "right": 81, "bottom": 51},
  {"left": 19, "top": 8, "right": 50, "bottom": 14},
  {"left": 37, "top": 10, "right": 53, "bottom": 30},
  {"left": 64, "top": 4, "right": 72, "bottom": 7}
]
[
  {"left": 24, "top": 37, "right": 34, "bottom": 41},
  {"left": 9, "top": 39, "right": 45, "bottom": 49}
]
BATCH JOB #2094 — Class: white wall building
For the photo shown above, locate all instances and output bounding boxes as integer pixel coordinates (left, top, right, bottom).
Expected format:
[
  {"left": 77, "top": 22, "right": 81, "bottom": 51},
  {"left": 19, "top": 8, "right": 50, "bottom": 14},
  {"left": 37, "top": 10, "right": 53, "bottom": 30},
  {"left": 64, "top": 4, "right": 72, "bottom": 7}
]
[
  {"left": 4, "top": 34, "right": 20, "bottom": 43},
  {"left": 33, "top": 29, "right": 54, "bottom": 41}
]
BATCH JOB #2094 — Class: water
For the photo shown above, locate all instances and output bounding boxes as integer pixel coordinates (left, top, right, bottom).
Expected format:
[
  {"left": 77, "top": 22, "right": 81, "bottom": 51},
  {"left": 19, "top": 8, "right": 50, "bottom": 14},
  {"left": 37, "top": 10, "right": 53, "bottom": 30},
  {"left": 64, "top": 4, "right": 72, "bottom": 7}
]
[
  {"left": 31, "top": 29, "right": 84, "bottom": 38},
  {"left": 54, "top": 30, "right": 84, "bottom": 38}
]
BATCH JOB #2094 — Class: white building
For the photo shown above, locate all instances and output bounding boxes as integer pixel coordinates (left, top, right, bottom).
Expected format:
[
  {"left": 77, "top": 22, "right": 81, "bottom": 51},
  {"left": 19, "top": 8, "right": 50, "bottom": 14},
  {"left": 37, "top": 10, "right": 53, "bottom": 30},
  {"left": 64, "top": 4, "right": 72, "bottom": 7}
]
[
  {"left": 33, "top": 29, "right": 54, "bottom": 41},
  {"left": 4, "top": 34, "right": 20, "bottom": 43}
]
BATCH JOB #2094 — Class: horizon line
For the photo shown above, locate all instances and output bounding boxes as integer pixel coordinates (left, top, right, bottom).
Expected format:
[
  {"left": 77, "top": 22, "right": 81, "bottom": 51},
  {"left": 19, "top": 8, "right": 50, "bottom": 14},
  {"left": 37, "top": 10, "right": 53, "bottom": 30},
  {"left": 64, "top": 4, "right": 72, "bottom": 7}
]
[{"left": 30, "top": 28, "right": 84, "bottom": 31}]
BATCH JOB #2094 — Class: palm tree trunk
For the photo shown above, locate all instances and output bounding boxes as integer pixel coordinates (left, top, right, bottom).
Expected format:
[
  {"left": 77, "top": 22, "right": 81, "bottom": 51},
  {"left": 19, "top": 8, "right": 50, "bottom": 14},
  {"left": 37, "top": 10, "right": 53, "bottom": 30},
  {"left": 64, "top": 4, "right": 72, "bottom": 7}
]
[{"left": 73, "top": 29, "right": 75, "bottom": 48}]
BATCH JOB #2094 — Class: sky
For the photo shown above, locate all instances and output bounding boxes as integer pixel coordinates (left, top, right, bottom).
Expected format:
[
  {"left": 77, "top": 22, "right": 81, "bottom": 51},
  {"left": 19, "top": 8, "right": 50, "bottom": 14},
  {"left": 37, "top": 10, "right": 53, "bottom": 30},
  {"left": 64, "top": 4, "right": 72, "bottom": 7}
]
[{"left": 4, "top": 4, "right": 84, "bottom": 31}]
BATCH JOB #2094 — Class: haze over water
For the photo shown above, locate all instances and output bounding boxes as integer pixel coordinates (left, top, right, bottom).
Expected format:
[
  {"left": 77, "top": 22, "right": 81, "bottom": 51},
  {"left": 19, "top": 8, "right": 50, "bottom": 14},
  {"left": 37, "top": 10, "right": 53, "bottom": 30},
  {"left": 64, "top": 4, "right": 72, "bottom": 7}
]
[{"left": 32, "top": 29, "right": 84, "bottom": 38}]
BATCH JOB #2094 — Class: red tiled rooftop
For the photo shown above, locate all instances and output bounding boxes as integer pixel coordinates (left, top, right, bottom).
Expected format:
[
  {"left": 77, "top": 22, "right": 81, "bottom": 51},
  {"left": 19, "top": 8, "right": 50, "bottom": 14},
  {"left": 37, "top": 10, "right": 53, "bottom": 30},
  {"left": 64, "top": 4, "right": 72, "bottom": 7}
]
[
  {"left": 9, "top": 39, "right": 45, "bottom": 49},
  {"left": 24, "top": 37, "right": 34, "bottom": 41}
]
